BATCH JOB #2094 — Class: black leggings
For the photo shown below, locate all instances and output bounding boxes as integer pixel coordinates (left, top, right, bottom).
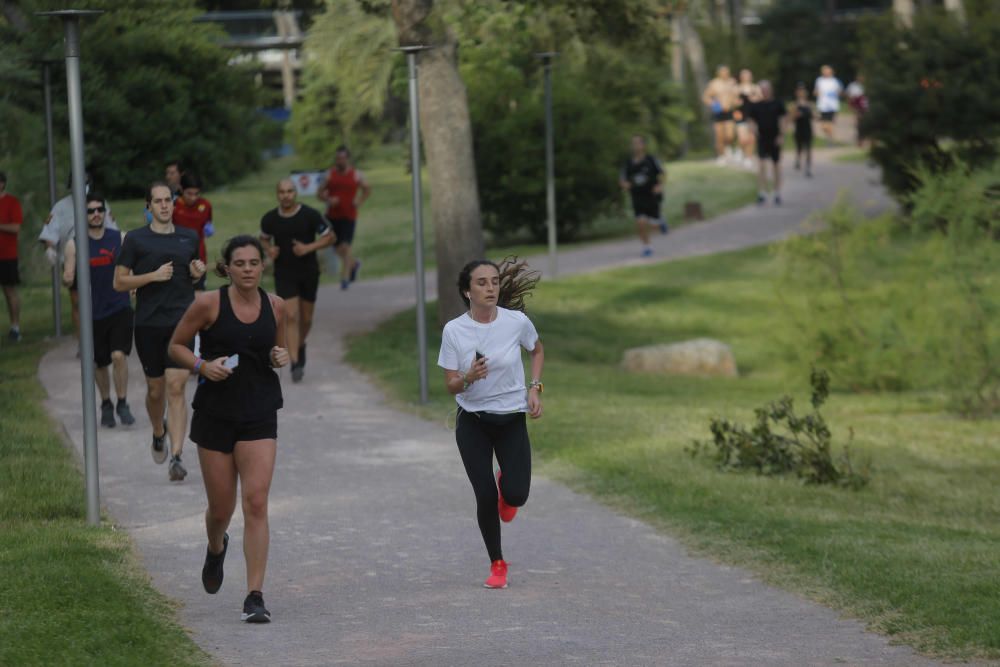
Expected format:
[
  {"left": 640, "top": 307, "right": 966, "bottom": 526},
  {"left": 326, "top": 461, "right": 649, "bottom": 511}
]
[{"left": 455, "top": 408, "right": 532, "bottom": 562}]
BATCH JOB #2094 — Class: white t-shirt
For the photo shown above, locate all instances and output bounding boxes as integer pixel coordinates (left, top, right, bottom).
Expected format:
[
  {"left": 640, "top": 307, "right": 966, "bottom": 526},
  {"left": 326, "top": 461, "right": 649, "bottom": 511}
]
[
  {"left": 814, "top": 76, "right": 843, "bottom": 113},
  {"left": 38, "top": 194, "right": 118, "bottom": 246},
  {"left": 438, "top": 307, "right": 539, "bottom": 414}
]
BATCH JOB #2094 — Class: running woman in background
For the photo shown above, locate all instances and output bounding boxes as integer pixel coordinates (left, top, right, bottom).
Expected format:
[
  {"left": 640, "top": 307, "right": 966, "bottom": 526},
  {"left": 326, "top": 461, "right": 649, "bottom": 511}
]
[
  {"left": 63, "top": 192, "right": 137, "bottom": 428},
  {"left": 260, "top": 179, "right": 333, "bottom": 382},
  {"left": 169, "top": 235, "right": 289, "bottom": 624},
  {"left": 172, "top": 171, "right": 214, "bottom": 290},
  {"left": 733, "top": 69, "right": 763, "bottom": 169},
  {"left": 619, "top": 135, "right": 667, "bottom": 258},
  {"left": 115, "top": 182, "right": 206, "bottom": 482},
  {"left": 438, "top": 258, "right": 544, "bottom": 590},
  {"left": 793, "top": 83, "right": 815, "bottom": 177},
  {"left": 813, "top": 65, "right": 843, "bottom": 141},
  {"left": 318, "top": 146, "right": 371, "bottom": 290}
]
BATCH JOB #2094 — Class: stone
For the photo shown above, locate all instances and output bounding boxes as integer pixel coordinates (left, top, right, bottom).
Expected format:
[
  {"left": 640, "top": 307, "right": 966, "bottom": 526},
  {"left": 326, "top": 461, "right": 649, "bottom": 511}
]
[{"left": 622, "top": 338, "right": 738, "bottom": 377}]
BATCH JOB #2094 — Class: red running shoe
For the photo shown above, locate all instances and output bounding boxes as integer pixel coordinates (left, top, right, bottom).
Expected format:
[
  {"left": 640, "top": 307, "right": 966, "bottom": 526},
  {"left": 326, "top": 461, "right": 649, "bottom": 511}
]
[
  {"left": 497, "top": 470, "right": 517, "bottom": 523},
  {"left": 484, "top": 559, "right": 508, "bottom": 589}
]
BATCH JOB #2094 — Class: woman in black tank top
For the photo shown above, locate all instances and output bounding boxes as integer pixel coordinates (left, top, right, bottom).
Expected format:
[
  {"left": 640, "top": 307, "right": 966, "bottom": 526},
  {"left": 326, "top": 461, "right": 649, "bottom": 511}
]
[{"left": 169, "top": 235, "right": 289, "bottom": 624}]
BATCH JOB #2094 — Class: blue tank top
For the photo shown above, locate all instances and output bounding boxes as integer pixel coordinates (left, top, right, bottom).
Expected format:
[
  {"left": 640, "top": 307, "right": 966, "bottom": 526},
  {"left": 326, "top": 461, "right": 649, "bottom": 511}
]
[{"left": 88, "top": 231, "right": 131, "bottom": 320}]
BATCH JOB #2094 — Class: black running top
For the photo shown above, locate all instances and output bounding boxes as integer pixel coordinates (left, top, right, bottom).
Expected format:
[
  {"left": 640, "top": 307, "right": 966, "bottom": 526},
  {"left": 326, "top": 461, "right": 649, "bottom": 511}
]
[{"left": 192, "top": 286, "right": 283, "bottom": 420}]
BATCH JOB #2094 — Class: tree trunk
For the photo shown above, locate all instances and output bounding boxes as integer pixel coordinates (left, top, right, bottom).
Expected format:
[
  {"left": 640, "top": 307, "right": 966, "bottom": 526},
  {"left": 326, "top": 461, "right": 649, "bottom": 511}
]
[
  {"left": 392, "top": 0, "right": 484, "bottom": 325},
  {"left": 680, "top": 13, "right": 709, "bottom": 122}
]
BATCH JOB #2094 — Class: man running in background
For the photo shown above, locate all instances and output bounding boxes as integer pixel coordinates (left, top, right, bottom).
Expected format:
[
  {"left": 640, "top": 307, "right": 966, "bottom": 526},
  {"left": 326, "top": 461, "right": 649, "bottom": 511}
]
[
  {"left": 39, "top": 171, "right": 117, "bottom": 340},
  {"left": 261, "top": 178, "right": 333, "bottom": 382},
  {"left": 165, "top": 160, "right": 183, "bottom": 199},
  {"left": 813, "top": 65, "right": 843, "bottom": 142},
  {"left": 0, "top": 171, "right": 23, "bottom": 342},
  {"left": 318, "top": 146, "right": 371, "bottom": 290},
  {"left": 172, "top": 171, "right": 214, "bottom": 290},
  {"left": 746, "top": 80, "right": 787, "bottom": 206},
  {"left": 63, "top": 192, "right": 136, "bottom": 428},
  {"left": 115, "top": 182, "right": 206, "bottom": 482},
  {"left": 702, "top": 66, "right": 739, "bottom": 164},
  {"left": 619, "top": 135, "right": 666, "bottom": 258}
]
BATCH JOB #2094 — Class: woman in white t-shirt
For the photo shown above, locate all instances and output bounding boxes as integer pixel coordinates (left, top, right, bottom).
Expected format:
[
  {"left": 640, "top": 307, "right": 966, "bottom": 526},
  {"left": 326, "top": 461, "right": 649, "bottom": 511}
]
[
  {"left": 813, "top": 65, "right": 844, "bottom": 141},
  {"left": 438, "top": 258, "right": 544, "bottom": 590}
]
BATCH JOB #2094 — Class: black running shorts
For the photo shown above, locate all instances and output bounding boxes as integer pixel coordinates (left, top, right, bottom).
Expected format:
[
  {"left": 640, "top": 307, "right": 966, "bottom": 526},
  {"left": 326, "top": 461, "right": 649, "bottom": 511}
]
[
  {"left": 631, "top": 195, "right": 661, "bottom": 220},
  {"left": 191, "top": 410, "right": 278, "bottom": 454},
  {"left": 274, "top": 270, "right": 319, "bottom": 302},
  {"left": 134, "top": 324, "right": 190, "bottom": 378},
  {"left": 0, "top": 259, "right": 20, "bottom": 286},
  {"left": 328, "top": 218, "right": 356, "bottom": 247},
  {"left": 93, "top": 306, "right": 134, "bottom": 367},
  {"left": 820, "top": 110, "right": 836, "bottom": 122},
  {"left": 757, "top": 136, "right": 781, "bottom": 163}
]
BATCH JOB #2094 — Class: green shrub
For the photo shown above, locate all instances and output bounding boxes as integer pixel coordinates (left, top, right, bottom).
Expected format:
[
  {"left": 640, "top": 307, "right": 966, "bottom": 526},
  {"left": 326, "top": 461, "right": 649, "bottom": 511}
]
[
  {"left": 689, "top": 368, "right": 869, "bottom": 489},
  {"left": 860, "top": 6, "right": 1000, "bottom": 199}
]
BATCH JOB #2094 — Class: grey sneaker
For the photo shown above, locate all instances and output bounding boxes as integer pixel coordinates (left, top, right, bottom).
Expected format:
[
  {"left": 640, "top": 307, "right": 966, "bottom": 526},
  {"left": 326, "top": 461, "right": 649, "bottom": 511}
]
[
  {"left": 116, "top": 400, "right": 135, "bottom": 426},
  {"left": 291, "top": 364, "right": 304, "bottom": 383},
  {"left": 241, "top": 591, "right": 271, "bottom": 623},
  {"left": 168, "top": 455, "right": 187, "bottom": 481},
  {"left": 151, "top": 429, "right": 168, "bottom": 464},
  {"left": 100, "top": 400, "right": 116, "bottom": 428}
]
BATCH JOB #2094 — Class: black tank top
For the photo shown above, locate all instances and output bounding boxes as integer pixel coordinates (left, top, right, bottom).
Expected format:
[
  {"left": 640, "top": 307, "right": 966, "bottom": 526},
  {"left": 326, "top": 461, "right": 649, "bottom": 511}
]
[{"left": 192, "top": 286, "right": 283, "bottom": 420}]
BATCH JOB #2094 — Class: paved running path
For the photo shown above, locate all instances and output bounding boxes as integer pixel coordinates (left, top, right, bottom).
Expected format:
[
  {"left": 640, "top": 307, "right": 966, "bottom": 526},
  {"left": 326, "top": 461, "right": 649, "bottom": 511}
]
[{"left": 40, "top": 150, "right": 937, "bottom": 666}]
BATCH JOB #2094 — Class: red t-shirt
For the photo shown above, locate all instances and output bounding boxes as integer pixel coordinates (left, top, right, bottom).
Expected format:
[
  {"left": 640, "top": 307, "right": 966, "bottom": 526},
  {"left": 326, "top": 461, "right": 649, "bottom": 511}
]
[
  {"left": 0, "top": 193, "right": 23, "bottom": 260},
  {"left": 172, "top": 197, "right": 212, "bottom": 262},
  {"left": 323, "top": 167, "right": 362, "bottom": 221}
]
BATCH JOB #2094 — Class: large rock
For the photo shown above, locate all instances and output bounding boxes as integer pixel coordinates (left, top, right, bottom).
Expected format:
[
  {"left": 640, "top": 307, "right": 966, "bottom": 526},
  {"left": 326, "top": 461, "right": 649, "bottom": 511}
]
[{"left": 622, "top": 338, "right": 738, "bottom": 377}]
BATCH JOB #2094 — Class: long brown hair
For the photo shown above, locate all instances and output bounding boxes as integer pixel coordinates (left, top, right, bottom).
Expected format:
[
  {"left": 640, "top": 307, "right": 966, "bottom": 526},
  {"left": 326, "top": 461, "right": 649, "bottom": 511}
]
[{"left": 457, "top": 256, "right": 540, "bottom": 312}]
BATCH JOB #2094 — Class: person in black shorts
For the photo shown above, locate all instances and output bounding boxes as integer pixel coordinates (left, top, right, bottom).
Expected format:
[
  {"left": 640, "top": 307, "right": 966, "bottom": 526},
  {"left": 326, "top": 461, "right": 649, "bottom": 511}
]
[
  {"left": 260, "top": 178, "right": 333, "bottom": 382},
  {"left": 619, "top": 135, "right": 667, "bottom": 258},
  {"left": 746, "top": 81, "right": 788, "bottom": 206},
  {"left": 115, "top": 182, "right": 207, "bottom": 482},
  {"left": 793, "top": 83, "right": 814, "bottom": 177},
  {"left": 169, "top": 235, "right": 289, "bottom": 624},
  {"left": 63, "top": 192, "right": 136, "bottom": 428}
]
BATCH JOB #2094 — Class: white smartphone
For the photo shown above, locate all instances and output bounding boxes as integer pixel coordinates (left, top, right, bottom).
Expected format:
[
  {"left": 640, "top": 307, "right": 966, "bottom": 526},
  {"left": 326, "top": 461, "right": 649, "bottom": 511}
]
[{"left": 223, "top": 354, "right": 240, "bottom": 370}]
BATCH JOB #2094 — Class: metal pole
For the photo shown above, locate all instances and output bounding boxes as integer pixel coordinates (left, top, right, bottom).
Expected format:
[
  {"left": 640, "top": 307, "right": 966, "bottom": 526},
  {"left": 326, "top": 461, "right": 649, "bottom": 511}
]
[
  {"left": 539, "top": 53, "right": 558, "bottom": 278},
  {"left": 40, "top": 9, "right": 103, "bottom": 526},
  {"left": 42, "top": 61, "right": 62, "bottom": 336},
  {"left": 403, "top": 47, "right": 430, "bottom": 404}
]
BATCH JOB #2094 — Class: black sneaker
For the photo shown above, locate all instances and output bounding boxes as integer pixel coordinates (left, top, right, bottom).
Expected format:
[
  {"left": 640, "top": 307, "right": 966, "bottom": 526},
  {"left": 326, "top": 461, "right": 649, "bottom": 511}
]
[
  {"left": 116, "top": 399, "right": 136, "bottom": 426},
  {"left": 8, "top": 327, "right": 21, "bottom": 343},
  {"left": 291, "top": 364, "right": 304, "bottom": 383},
  {"left": 151, "top": 429, "right": 168, "bottom": 464},
  {"left": 241, "top": 591, "right": 271, "bottom": 623},
  {"left": 100, "top": 399, "right": 116, "bottom": 428},
  {"left": 202, "top": 533, "right": 228, "bottom": 594},
  {"left": 168, "top": 455, "right": 187, "bottom": 481},
  {"left": 298, "top": 344, "right": 306, "bottom": 369},
  {"left": 756, "top": 193, "right": 766, "bottom": 205}
]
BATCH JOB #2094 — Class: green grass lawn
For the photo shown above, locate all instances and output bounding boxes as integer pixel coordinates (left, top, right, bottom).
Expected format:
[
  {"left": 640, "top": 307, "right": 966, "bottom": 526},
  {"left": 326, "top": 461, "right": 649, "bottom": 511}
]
[
  {"left": 107, "top": 146, "right": 756, "bottom": 286},
  {"left": 345, "top": 245, "right": 1000, "bottom": 660},
  {"left": 0, "top": 292, "right": 209, "bottom": 666}
]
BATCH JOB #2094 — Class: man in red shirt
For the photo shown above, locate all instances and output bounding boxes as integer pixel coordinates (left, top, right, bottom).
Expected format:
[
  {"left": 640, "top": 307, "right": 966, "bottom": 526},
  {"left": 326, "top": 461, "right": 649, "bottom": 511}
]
[
  {"left": 172, "top": 171, "right": 214, "bottom": 290},
  {"left": 318, "top": 146, "right": 371, "bottom": 290},
  {"left": 0, "top": 171, "right": 23, "bottom": 342}
]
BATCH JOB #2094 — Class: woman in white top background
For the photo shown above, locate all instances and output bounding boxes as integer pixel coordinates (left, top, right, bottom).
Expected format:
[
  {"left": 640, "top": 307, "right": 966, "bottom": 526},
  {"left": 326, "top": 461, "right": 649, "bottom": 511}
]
[{"left": 438, "top": 258, "right": 544, "bottom": 590}]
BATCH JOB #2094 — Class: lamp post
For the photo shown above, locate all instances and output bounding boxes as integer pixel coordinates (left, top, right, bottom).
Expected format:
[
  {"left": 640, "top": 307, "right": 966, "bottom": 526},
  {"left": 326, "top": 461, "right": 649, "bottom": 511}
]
[
  {"left": 536, "top": 52, "right": 558, "bottom": 278},
  {"left": 40, "top": 59, "right": 62, "bottom": 336},
  {"left": 397, "top": 45, "right": 433, "bottom": 404},
  {"left": 38, "top": 9, "right": 103, "bottom": 526}
]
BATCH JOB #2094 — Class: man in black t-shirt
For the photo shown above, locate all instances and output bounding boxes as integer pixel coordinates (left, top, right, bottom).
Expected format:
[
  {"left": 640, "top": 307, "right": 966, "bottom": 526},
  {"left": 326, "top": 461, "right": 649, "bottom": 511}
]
[
  {"left": 115, "top": 182, "right": 206, "bottom": 482},
  {"left": 260, "top": 178, "right": 333, "bottom": 382},
  {"left": 746, "top": 80, "right": 788, "bottom": 206},
  {"left": 619, "top": 135, "right": 667, "bottom": 258}
]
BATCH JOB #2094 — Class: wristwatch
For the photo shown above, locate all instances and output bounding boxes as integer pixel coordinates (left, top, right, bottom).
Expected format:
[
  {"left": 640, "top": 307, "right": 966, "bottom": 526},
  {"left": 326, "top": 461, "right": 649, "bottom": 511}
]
[{"left": 528, "top": 380, "right": 543, "bottom": 393}]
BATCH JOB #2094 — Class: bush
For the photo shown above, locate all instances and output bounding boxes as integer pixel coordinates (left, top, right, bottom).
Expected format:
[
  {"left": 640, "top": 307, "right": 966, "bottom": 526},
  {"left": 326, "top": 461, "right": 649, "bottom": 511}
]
[
  {"left": 860, "top": 7, "right": 1000, "bottom": 199},
  {"left": 778, "top": 181, "right": 999, "bottom": 417},
  {"left": 689, "top": 368, "right": 869, "bottom": 489}
]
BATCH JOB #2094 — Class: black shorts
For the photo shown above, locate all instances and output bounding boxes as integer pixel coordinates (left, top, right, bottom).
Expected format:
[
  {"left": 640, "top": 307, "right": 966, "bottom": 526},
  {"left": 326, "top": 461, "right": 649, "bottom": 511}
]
[
  {"left": 820, "top": 111, "right": 836, "bottom": 122},
  {"left": 712, "top": 111, "right": 733, "bottom": 123},
  {"left": 191, "top": 410, "right": 278, "bottom": 454},
  {"left": 134, "top": 324, "right": 189, "bottom": 378},
  {"left": 274, "top": 270, "right": 319, "bottom": 302},
  {"left": 0, "top": 259, "right": 19, "bottom": 286},
  {"left": 631, "top": 195, "right": 661, "bottom": 220},
  {"left": 757, "top": 136, "right": 781, "bottom": 162},
  {"left": 93, "top": 307, "right": 134, "bottom": 367},
  {"left": 328, "top": 218, "right": 356, "bottom": 246}
]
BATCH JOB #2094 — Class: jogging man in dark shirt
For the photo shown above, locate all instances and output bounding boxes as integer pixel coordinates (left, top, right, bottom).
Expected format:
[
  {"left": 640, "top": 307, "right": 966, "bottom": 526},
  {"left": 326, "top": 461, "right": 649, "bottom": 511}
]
[
  {"left": 619, "top": 135, "right": 667, "bottom": 258},
  {"left": 260, "top": 178, "right": 333, "bottom": 382},
  {"left": 115, "top": 182, "right": 206, "bottom": 481},
  {"left": 746, "top": 81, "right": 788, "bottom": 206}
]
